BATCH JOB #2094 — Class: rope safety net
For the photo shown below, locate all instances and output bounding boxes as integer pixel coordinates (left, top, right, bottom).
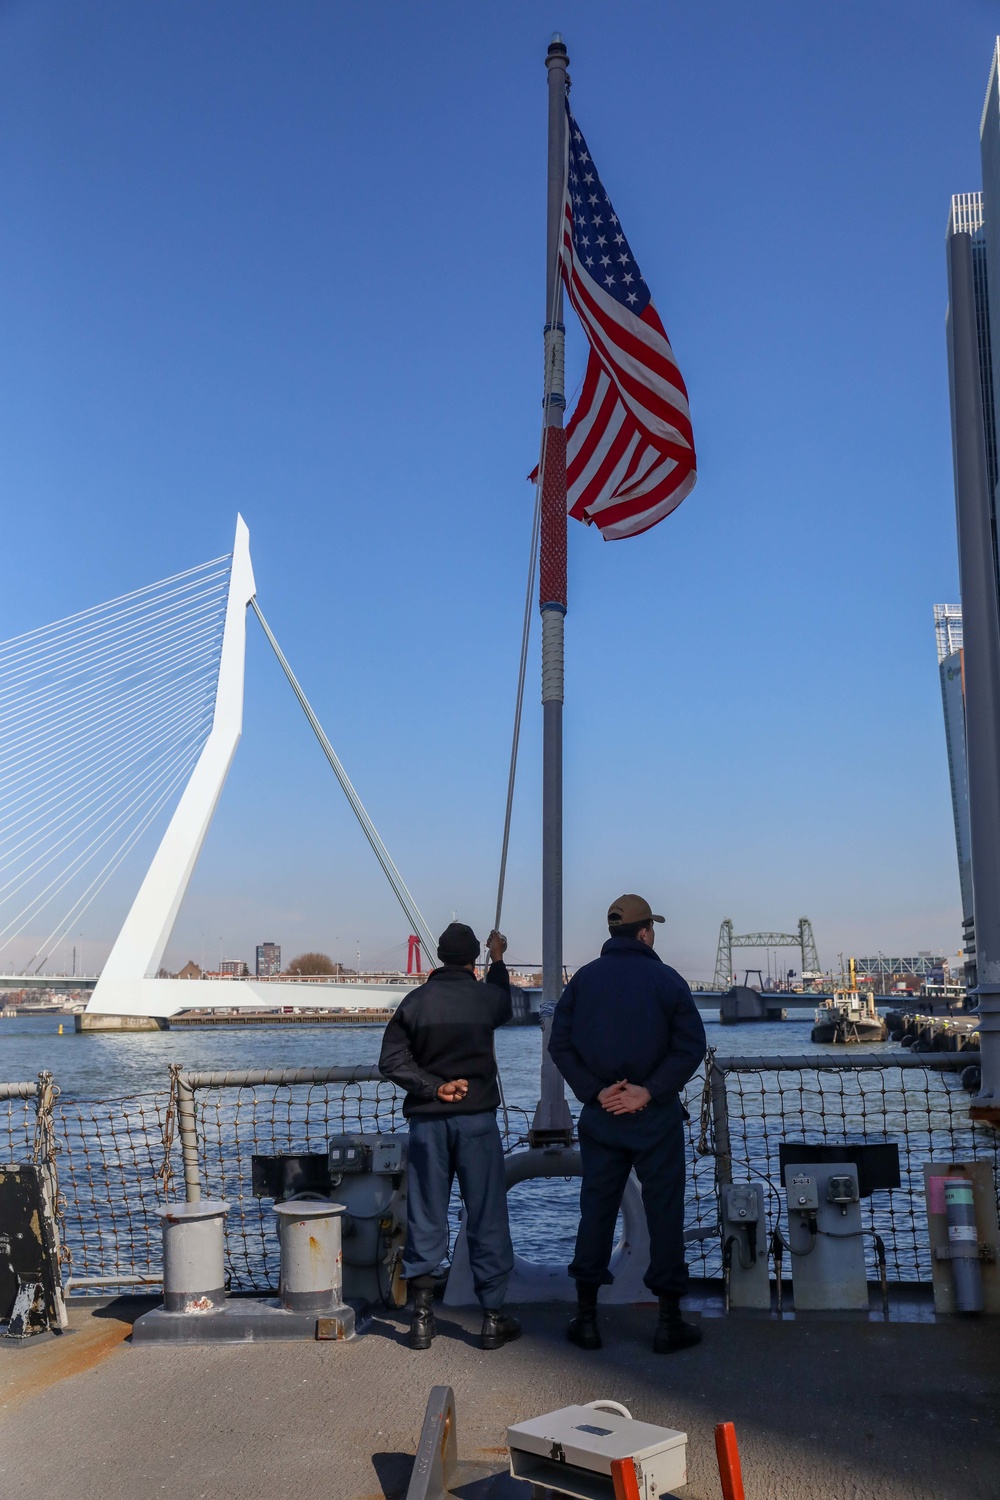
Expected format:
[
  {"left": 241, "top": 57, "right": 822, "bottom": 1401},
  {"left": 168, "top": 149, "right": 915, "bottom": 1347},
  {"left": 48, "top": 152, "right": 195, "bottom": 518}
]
[
  {"left": 698, "top": 1052, "right": 1000, "bottom": 1282},
  {"left": 2, "top": 1058, "right": 994, "bottom": 1293}
]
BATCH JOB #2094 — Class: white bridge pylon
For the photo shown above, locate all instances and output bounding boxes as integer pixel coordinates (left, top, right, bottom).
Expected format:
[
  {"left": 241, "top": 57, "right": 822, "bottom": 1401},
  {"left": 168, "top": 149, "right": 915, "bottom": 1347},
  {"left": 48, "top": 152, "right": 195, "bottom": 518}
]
[{"left": 86, "top": 516, "right": 433, "bottom": 1018}]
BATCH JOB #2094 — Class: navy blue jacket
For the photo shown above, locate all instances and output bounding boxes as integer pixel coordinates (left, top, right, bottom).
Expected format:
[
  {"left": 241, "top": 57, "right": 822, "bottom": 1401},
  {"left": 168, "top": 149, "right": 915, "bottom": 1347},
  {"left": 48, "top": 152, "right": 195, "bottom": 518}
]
[{"left": 548, "top": 936, "right": 706, "bottom": 1106}]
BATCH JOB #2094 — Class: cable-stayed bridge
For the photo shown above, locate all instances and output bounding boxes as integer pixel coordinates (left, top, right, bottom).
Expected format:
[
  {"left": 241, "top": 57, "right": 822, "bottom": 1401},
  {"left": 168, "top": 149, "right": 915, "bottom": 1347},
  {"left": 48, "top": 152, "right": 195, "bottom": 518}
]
[{"left": 0, "top": 518, "right": 433, "bottom": 1027}]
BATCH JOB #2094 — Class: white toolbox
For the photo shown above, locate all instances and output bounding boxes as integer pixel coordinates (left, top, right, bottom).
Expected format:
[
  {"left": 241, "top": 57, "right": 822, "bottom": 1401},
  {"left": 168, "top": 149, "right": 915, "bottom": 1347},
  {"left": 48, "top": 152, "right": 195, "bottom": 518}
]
[{"left": 507, "top": 1401, "right": 687, "bottom": 1499}]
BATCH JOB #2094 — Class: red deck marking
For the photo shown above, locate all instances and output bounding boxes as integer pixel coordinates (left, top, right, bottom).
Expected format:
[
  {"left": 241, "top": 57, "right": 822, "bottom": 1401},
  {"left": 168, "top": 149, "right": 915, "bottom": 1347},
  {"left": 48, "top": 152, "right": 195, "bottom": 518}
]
[{"left": 715, "top": 1421, "right": 746, "bottom": 1500}]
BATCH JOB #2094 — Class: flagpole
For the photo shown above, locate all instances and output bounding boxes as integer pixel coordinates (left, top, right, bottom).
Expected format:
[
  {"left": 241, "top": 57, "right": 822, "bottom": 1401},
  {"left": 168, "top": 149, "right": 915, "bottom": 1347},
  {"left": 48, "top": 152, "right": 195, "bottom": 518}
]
[{"left": 531, "top": 34, "right": 574, "bottom": 1146}]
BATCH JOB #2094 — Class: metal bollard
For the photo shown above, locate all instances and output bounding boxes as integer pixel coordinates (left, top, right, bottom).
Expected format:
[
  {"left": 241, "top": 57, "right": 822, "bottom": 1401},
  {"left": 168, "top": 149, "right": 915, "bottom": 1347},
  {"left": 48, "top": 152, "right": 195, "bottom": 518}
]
[
  {"left": 945, "top": 1176, "right": 984, "bottom": 1312},
  {"left": 156, "top": 1200, "right": 230, "bottom": 1314},
  {"left": 274, "top": 1198, "right": 346, "bottom": 1312}
]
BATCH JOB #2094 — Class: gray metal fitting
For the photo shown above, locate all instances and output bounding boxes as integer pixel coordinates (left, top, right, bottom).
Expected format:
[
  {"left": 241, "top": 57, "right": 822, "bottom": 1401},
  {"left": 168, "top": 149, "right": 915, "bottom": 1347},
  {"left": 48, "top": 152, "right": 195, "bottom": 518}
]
[
  {"left": 944, "top": 1176, "right": 984, "bottom": 1312},
  {"left": 155, "top": 1199, "right": 230, "bottom": 1314},
  {"left": 541, "top": 608, "right": 565, "bottom": 704},
  {"left": 273, "top": 1197, "right": 346, "bottom": 1313}
]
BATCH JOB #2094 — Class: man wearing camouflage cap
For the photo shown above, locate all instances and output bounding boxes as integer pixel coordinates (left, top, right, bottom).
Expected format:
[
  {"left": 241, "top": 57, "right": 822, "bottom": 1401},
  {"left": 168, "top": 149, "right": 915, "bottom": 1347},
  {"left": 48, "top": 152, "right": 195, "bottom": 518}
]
[{"left": 549, "top": 895, "right": 707, "bottom": 1353}]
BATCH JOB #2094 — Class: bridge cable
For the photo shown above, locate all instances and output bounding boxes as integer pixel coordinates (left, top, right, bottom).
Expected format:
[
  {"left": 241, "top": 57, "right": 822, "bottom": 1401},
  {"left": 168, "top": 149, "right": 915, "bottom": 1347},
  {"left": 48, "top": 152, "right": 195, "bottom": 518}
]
[
  {"left": 249, "top": 598, "right": 438, "bottom": 969},
  {"left": 0, "top": 552, "right": 230, "bottom": 973}
]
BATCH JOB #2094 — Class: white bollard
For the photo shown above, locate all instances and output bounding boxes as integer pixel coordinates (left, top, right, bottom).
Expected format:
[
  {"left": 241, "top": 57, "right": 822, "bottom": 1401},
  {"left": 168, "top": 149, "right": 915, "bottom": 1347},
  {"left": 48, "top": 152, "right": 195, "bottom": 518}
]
[
  {"left": 273, "top": 1198, "right": 346, "bottom": 1313},
  {"left": 156, "top": 1200, "right": 230, "bottom": 1314}
]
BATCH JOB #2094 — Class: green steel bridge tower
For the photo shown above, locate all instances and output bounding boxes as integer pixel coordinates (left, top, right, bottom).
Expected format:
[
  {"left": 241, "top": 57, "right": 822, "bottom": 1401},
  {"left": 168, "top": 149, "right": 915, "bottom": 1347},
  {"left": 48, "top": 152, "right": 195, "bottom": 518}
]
[{"left": 713, "top": 918, "right": 821, "bottom": 991}]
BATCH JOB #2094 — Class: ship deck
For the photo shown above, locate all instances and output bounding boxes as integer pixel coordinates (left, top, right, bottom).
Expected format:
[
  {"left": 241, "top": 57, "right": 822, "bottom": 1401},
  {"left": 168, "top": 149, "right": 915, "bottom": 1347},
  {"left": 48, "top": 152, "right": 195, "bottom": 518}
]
[{"left": 1, "top": 1290, "right": 997, "bottom": 1499}]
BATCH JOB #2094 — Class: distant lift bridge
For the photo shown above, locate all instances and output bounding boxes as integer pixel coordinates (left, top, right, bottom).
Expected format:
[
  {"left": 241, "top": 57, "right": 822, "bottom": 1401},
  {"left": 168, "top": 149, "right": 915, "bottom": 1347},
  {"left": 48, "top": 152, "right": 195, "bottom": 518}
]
[{"left": 713, "top": 917, "right": 821, "bottom": 991}]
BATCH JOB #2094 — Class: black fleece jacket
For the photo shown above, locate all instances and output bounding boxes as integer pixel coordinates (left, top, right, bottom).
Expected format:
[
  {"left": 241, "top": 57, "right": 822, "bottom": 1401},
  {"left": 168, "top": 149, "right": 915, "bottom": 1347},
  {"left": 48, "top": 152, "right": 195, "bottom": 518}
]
[
  {"left": 548, "top": 936, "right": 706, "bottom": 1105},
  {"left": 378, "top": 961, "right": 512, "bottom": 1117}
]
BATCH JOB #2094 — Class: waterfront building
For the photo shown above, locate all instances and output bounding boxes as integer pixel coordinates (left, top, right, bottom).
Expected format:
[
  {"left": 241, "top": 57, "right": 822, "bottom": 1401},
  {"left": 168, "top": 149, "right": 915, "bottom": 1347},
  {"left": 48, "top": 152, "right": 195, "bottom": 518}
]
[
  {"left": 947, "top": 190, "right": 998, "bottom": 508},
  {"left": 944, "top": 92, "right": 1000, "bottom": 987},
  {"left": 853, "top": 955, "right": 947, "bottom": 996},
  {"left": 981, "top": 45, "right": 1000, "bottom": 496},
  {"left": 256, "top": 941, "right": 281, "bottom": 977}
]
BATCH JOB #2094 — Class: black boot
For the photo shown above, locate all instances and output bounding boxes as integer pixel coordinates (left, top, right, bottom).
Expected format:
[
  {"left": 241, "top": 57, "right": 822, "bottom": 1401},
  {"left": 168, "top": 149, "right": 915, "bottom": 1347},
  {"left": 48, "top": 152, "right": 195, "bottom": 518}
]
[
  {"left": 408, "top": 1280, "right": 437, "bottom": 1351},
  {"left": 480, "top": 1308, "right": 522, "bottom": 1350},
  {"left": 652, "top": 1294, "right": 701, "bottom": 1354},
  {"left": 567, "top": 1281, "right": 602, "bottom": 1351}
]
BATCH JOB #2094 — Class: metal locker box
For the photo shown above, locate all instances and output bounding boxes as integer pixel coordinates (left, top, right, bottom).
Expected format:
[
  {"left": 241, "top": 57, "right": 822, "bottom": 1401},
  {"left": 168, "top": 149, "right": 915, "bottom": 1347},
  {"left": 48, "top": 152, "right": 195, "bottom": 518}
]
[{"left": 507, "top": 1402, "right": 687, "bottom": 1499}]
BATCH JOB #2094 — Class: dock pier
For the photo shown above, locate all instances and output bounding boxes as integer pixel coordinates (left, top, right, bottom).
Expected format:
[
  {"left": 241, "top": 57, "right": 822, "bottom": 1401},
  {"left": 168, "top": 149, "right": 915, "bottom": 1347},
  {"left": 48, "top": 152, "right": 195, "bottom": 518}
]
[
  {"left": 169, "top": 1008, "right": 395, "bottom": 1027},
  {"left": 885, "top": 1009, "right": 981, "bottom": 1054}
]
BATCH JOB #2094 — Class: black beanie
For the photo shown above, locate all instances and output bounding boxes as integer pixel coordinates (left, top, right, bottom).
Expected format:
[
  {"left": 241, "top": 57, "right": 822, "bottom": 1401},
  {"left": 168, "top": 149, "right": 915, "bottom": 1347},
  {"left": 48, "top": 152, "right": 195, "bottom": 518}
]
[{"left": 437, "top": 921, "right": 480, "bottom": 966}]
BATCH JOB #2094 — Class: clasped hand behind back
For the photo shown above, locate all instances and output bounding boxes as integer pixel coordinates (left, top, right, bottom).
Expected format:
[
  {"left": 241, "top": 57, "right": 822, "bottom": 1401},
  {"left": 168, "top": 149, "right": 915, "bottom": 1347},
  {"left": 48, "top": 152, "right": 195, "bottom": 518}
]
[{"left": 597, "top": 1081, "right": 651, "bottom": 1114}]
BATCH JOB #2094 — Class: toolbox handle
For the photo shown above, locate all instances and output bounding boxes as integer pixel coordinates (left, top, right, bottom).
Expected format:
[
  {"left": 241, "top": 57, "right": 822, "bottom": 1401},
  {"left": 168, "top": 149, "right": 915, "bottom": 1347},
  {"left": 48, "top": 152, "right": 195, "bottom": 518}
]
[{"left": 583, "top": 1400, "right": 633, "bottom": 1420}]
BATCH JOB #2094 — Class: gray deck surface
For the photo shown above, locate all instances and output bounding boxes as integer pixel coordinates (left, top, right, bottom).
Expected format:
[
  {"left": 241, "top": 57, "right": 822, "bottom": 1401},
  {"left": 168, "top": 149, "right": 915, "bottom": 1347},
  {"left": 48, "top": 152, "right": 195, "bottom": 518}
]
[{"left": 1, "top": 1297, "right": 997, "bottom": 1499}]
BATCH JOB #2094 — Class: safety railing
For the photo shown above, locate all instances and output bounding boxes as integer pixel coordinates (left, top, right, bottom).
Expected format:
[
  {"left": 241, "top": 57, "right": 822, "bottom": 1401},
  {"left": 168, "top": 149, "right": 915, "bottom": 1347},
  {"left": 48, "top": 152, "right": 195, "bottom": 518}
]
[
  {"left": 0, "top": 1073, "right": 173, "bottom": 1291},
  {"left": 0, "top": 1079, "right": 44, "bottom": 1163},
  {"left": 2, "top": 1052, "right": 996, "bottom": 1295},
  {"left": 698, "top": 1051, "right": 1000, "bottom": 1282},
  {"left": 168, "top": 1065, "right": 401, "bottom": 1289},
  {"left": 165, "top": 1064, "right": 538, "bottom": 1290},
  {"left": 56, "top": 1089, "right": 173, "bottom": 1290}
]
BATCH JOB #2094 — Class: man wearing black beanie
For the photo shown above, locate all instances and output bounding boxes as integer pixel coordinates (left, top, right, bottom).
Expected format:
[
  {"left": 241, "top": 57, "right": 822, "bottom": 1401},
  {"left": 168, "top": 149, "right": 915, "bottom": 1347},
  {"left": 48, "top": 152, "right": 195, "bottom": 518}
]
[{"left": 378, "top": 921, "right": 520, "bottom": 1351}]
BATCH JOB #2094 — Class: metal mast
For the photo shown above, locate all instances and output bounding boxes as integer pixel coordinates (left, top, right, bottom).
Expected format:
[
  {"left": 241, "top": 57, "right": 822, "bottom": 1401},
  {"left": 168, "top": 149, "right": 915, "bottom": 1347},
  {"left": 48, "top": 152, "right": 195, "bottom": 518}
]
[{"left": 531, "top": 35, "right": 574, "bottom": 1145}]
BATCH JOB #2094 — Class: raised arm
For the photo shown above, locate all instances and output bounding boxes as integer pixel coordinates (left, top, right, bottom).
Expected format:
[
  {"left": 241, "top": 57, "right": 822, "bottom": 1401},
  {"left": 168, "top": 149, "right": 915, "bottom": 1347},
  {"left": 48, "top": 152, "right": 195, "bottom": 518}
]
[{"left": 485, "top": 928, "right": 513, "bottom": 1025}]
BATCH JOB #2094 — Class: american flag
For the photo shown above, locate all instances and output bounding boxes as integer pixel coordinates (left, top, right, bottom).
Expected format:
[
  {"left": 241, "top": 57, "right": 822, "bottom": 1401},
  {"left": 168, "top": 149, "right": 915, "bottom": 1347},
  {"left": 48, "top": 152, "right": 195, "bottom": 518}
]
[{"left": 559, "top": 106, "right": 696, "bottom": 540}]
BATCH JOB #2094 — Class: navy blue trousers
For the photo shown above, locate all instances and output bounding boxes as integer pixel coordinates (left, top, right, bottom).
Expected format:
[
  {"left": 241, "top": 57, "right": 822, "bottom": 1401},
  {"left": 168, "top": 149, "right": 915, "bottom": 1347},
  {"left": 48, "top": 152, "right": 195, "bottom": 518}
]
[
  {"left": 403, "top": 1111, "right": 513, "bottom": 1310},
  {"left": 569, "top": 1100, "right": 689, "bottom": 1297}
]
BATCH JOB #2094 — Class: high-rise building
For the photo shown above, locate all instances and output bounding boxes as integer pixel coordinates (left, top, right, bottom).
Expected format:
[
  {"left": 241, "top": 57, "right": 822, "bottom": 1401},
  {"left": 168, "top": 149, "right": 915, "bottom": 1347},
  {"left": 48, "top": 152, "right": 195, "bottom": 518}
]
[
  {"left": 946, "top": 190, "right": 998, "bottom": 538},
  {"left": 980, "top": 45, "right": 1000, "bottom": 496},
  {"left": 256, "top": 941, "right": 281, "bottom": 977},
  {"left": 220, "top": 959, "right": 249, "bottom": 978},
  {"left": 944, "top": 195, "right": 988, "bottom": 988},
  {"left": 942, "top": 45, "right": 1000, "bottom": 988},
  {"left": 934, "top": 605, "right": 972, "bottom": 925}
]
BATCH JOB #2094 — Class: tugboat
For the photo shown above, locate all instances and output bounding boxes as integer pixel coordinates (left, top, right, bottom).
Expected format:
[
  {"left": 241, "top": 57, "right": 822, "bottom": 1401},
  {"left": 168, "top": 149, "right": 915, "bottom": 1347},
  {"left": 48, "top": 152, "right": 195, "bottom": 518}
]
[{"left": 811, "top": 959, "right": 888, "bottom": 1044}]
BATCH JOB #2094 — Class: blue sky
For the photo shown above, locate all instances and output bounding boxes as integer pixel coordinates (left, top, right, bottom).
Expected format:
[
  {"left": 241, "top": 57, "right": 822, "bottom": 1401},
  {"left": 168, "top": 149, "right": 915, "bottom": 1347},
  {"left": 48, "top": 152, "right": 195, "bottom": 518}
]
[{"left": 1, "top": 0, "right": 995, "bottom": 982}]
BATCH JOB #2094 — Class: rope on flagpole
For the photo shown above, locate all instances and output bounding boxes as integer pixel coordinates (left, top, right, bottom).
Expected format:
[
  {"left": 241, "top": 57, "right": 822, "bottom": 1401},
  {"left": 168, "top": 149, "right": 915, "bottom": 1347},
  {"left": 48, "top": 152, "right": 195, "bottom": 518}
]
[
  {"left": 493, "top": 448, "right": 543, "bottom": 933},
  {"left": 493, "top": 233, "right": 566, "bottom": 935}
]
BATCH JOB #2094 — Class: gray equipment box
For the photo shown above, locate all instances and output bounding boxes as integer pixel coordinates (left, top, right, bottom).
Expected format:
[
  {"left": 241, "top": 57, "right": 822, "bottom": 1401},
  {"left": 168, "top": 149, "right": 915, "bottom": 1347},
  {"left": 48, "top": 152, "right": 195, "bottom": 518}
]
[
  {"left": 328, "top": 1133, "right": 408, "bottom": 1307},
  {"left": 783, "top": 1161, "right": 868, "bottom": 1310},
  {"left": 507, "top": 1402, "right": 687, "bottom": 1499},
  {"left": 721, "top": 1181, "right": 770, "bottom": 1309},
  {"left": 328, "top": 1135, "right": 406, "bottom": 1175}
]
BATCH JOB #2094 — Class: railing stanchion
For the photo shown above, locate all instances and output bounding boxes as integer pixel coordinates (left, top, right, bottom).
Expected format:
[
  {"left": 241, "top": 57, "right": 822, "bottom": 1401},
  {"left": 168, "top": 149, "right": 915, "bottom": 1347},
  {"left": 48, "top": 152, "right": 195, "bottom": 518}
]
[
  {"left": 176, "top": 1075, "right": 201, "bottom": 1204},
  {"left": 710, "top": 1060, "right": 732, "bottom": 1188}
]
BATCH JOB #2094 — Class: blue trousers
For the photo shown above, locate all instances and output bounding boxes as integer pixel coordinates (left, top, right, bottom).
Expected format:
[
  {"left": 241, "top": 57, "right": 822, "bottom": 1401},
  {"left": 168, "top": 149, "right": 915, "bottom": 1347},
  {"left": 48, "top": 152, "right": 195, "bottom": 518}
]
[
  {"left": 403, "top": 1111, "right": 513, "bottom": 1310},
  {"left": 569, "top": 1099, "right": 689, "bottom": 1297}
]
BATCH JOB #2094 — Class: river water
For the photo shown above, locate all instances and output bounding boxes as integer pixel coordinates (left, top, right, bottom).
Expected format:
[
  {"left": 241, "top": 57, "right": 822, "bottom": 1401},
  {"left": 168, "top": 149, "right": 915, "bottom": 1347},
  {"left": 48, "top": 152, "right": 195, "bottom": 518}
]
[
  {"left": 5, "top": 1009, "right": 933, "bottom": 1280},
  {"left": 0, "top": 1008, "right": 826, "bottom": 1096},
  {"left": 6, "top": 1007, "right": 992, "bottom": 1289}
]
